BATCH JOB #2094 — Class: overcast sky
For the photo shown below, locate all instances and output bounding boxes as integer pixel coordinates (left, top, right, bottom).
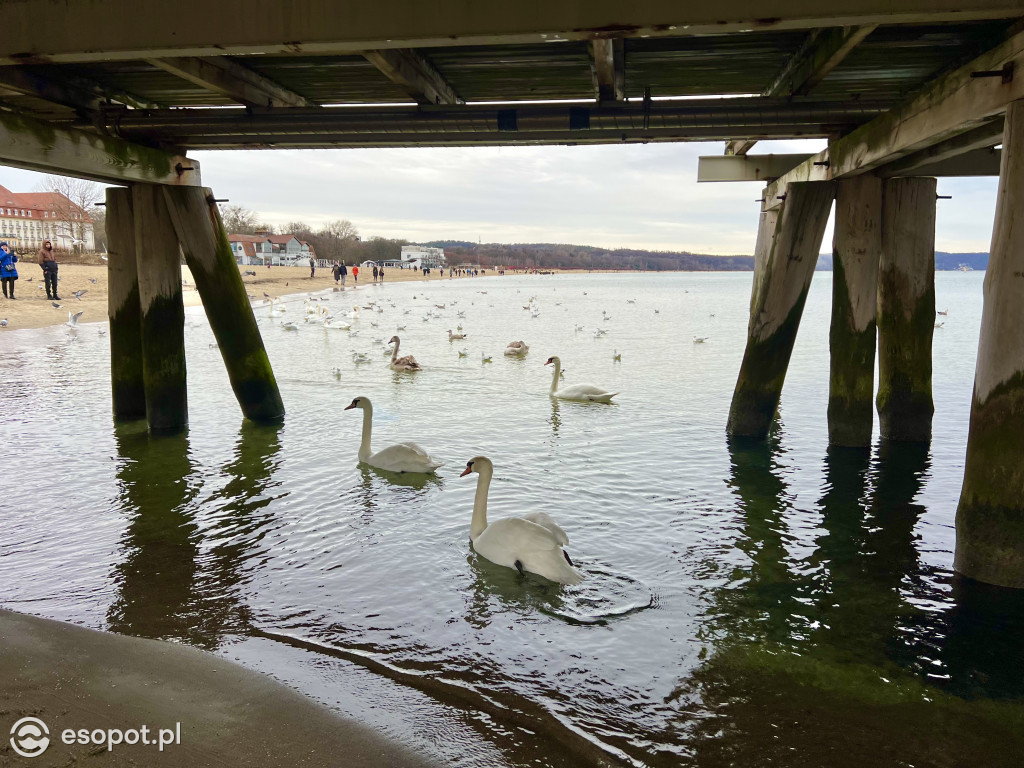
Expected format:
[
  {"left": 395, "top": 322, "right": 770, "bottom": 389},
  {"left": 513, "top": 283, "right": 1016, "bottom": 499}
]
[{"left": 1, "top": 140, "right": 999, "bottom": 254}]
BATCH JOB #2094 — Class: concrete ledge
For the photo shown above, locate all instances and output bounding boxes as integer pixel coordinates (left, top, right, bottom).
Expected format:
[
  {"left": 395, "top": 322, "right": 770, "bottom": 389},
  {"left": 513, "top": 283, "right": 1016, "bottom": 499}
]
[{"left": 0, "top": 609, "right": 439, "bottom": 767}]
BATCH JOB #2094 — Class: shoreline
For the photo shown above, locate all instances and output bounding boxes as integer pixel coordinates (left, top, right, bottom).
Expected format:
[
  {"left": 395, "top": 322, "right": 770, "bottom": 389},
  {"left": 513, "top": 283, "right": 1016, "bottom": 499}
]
[{"left": 0, "top": 263, "right": 630, "bottom": 332}]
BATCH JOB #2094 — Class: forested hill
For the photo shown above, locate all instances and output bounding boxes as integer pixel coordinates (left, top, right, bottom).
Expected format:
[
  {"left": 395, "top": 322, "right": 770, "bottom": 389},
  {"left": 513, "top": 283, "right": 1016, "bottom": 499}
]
[
  {"left": 425, "top": 241, "right": 989, "bottom": 272},
  {"left": 425, "top": 241, "right": 753, "bottom": 271}
]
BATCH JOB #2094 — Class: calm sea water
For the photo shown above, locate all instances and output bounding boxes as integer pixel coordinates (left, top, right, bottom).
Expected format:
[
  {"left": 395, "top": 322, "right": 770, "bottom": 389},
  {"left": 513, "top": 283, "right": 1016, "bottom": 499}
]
[{"left": 3, "top": 271, "right": 1024, "bottom": 767}]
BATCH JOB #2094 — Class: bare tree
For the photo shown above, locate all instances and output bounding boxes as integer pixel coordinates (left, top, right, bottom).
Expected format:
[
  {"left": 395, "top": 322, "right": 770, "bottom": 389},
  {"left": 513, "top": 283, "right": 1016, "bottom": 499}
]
[
  {"left": 221, "top": 204, "right": 271, "bottom": 235},
  {"left": 41, "top": 175, "right": 103, "bottom": 253}
]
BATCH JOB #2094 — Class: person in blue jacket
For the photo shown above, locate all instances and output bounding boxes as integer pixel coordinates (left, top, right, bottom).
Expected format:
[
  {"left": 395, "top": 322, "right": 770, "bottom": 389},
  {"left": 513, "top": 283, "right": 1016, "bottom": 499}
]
[{"left": 0, "top": 242, "right": 18, "bottom": 300}]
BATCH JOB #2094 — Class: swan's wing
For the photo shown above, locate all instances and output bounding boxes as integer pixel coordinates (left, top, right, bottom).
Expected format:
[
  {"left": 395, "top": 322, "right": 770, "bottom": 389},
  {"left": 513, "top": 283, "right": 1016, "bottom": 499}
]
[
  {"left": 480, "top": 518, "right": 563, "bottom": 552},
  {"left": 521, "top": 512, "right": 569, "bottom": 545},
  {"left": 369, "top": 442, "right": 443, "bottom": 472},
  {"left": 557, "top": 383, "right": 617, "bottom": 401},
  {"left": 394, "top": 355, "right": 420, "bottom": 367}
]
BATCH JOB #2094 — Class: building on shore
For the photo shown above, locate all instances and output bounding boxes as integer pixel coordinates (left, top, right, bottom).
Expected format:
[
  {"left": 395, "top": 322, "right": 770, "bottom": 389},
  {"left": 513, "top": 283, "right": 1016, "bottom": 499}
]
[
  {"left": 228, "top": 232, "right": 317, "bottom": 266},
  {"left": 0, "top": 184, "right": 95, "bottom": 252},
  {"left": 388, "top": 245, "right": 445, "bottom": 270}
]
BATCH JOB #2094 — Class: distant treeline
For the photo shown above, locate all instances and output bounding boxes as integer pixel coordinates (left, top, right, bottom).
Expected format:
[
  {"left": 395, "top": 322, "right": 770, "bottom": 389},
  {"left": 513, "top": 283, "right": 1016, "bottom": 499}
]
[
  {"left": 424, "top": 241, "right": 754, "bottom": 271},
  {"left": 427, "top": 241, "right": 989, "bottom": 272}
]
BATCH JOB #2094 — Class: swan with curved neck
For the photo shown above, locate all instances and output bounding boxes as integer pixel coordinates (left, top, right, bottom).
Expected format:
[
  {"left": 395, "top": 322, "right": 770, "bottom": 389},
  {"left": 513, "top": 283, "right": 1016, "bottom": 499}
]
[
  {"left": 545, "top": 356, "right": 617, "bottom": 403},
  {"left": 344, "top": 396, "right": 442, "bottom": 473},
  {"left": 460, "top": 456, "right": 582, "bottom": 585},
  {"left": 389, "top": 335, "right": 421, "bottom": 371}
]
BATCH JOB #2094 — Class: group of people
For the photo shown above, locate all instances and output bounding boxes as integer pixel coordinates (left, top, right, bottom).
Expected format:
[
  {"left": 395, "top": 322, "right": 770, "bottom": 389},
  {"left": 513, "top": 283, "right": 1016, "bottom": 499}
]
[
  {"left": 1, "top": 239, "right": 60, "bottom": 301},
  {"left": 331, "top": 262, "right": 386, "bottom": 288}
]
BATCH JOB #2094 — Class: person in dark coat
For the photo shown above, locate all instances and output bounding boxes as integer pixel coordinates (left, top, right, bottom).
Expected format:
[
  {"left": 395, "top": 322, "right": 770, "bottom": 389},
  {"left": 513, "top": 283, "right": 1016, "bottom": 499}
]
[
  {"left": 37, "top": 240, "right": 59, "bottom": 299},
  {"left": 0, "top": 242, "right": 18, "bottom": 300}
]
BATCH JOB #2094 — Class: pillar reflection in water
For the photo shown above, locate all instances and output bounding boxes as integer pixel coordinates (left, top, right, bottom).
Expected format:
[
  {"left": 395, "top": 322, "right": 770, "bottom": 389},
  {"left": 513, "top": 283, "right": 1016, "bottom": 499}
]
[{"left": 107, "top": 422, "right": 283, "bottom": 649}]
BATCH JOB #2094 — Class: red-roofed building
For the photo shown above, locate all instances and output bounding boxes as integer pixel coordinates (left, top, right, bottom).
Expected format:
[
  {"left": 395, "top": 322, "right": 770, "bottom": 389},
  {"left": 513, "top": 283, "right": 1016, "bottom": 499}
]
[
  {"left": 228, "top": 232, "right": 317, "bottom": 266},
  {"left": 0, "top": 184, "right": 95, "bottom": 252}
]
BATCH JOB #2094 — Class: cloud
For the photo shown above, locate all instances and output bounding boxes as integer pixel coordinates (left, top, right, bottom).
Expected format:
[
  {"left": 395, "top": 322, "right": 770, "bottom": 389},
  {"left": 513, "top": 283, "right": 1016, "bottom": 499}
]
[{"left": 3, "top": 141, "right": 998, "bottom": 254}]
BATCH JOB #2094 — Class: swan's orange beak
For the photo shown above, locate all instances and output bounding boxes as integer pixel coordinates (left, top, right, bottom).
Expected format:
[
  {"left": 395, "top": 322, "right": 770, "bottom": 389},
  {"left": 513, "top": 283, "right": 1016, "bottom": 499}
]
[
  {"left": 544, "top": 359, "right": 552, "bottom": 365},
  {"left": 460, "top": 465, "right": 473, "bottom": 477},
  {"left": 344, "top": 402, "right": 357, "bottom": 410}
]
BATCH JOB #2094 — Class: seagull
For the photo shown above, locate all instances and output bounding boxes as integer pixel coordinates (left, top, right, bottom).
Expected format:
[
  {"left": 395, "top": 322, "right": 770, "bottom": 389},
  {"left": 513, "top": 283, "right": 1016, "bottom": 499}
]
[
  {"left": 937, "top": 309, "right": 949, "bottom": 316},
  {"left": 89, "top": 278, "right": 98, "bottom": 284},
  {"left": 331, "top": 367, "right": 343, "bottom": 378},
  {"left": 281, "top": 321, "right": 298, "bottom": 330},
  {"left": 0, "top": 318, "right": 7, "bottom": 327},
  {"left": 72, "top": 289, "right": 87, "bottom": 300},
  {"left": 52, "top": 302, "right": 62, "bottom": 308},
  {"left": 243, "top": 270, "right": 256, "bottom": 276},
  {"left": 25, "top": 277, "right": 32, "bottom": 282},
  {"left": 935, "top": 322, "right": 944, "bottom": 329},
  {"left": 594, "top": 328, "right": 609, "bottom": 337},
  {"left": 65, "top": 311, "right": 84, "bottom": 328},
  {"left": 613, "top": 350, "right": 621, "bottom": 361},
  {"left": 263, "top": 292, "right": 272, "bottom": 299},
  {"left": 654, "top": 309, "right": 660, "bottom": 314},
  {"left": 100, "top": 255, "right": 108, "bottom": 261},
  {"left": 352, "top": 351, "right": 372, "bottom": 364},
  {"left": 458, "top": 348, "right": 469, "bottom": 357},
  {"left": 693, "top": 336, "right": 709, "bottom": 344},
  {"left": 481, "top": 352, "right": 492, "bottom": 363},
  {"left": 574, "top": 324, "right": 584, "bottom": 332}
]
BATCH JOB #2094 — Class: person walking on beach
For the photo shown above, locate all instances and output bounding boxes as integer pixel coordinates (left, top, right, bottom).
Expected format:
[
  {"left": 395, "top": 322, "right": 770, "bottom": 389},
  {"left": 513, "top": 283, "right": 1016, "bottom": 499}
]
[
  {"left": 352, "top": 265, "right": 359, "bottom": 283},
  {"left": 38, "top": 239, "right": 59, "bottom": 300},
  {"left": 332, "top": 261, "right": 341, "bottom": 285},
  {"left": 340, "top": 262, "right": 348, "bottom": 288},
  {"left": 309, "top": 256, "right": 316, "bottom": 279},
  {"left": 0, "top": 242, "right": 18, "bottom": 300},
  {"left": 372, "top": 264, "right": 379, "bottom": 283}
]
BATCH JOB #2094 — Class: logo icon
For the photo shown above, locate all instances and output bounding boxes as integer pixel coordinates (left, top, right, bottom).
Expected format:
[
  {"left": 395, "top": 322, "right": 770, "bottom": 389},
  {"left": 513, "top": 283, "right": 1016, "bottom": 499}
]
[{"left": 10, "top": 717, "right": 50, "bottom": 758}]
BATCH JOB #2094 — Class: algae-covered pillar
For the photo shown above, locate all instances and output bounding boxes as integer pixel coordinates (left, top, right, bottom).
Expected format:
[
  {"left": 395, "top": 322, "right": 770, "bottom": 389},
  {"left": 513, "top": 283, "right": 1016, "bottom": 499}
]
[
  {"left": 106, "top": 186, "right": 146, "bottom": 421},
  {"left": 162, "top": 186, "right": 284, "bottom": 422},
  {"left": 828, "top": 176, "right": 883, "bottom": 447},
  {"left": 133, "top": 183, "right": 188, "bottom": 432},
  {"left": 955, "top": 101, "right": 1024, "bottom": 588},
  {"left": 876, "top": 177, "right": 936, "bottom": 442},
  {"left": 727, "top": 181, "right": 836, "bottom": 439}
]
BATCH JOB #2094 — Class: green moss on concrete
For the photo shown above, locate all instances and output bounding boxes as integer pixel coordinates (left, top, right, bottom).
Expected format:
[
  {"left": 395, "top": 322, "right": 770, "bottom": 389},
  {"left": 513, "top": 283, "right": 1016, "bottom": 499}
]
[
  {"left": 727, "top": 283, "right": 811, "bottom": 439},
  {"left": 181, "top": 202, "right": 284, "bottom": 422},
  {"left": 955, "top": 370, "right": 1024, "bottom": 587},
  {"left": 828, "top": 253, "right": 876, "bottom": 447},
  {"left": 141, "top": 293, "right": 188, "bottom": 432},
  {"left": 876, "top": 262, "right": 935, "bottom": 442},
  {"left": 109, "top": 282, "right": 146, "bottom": 421}
]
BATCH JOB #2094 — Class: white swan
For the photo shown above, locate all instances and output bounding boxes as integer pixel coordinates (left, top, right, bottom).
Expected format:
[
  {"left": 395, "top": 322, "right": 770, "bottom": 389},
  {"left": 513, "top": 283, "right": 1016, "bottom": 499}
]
[
  {"left": 545, "top": 356, "right": 617, "bottom": 403},
  {"left": 389, "top": 335, "right": 422, "bottom": 371},
  {"left": 461, "top": 456, "right": 582, "bottom": 585},
  {"left": 504, "top": 340, "right": 529, "bottom": 357},
  {"left": 344, "top": 397, "right": 443, "bottom": 473}
]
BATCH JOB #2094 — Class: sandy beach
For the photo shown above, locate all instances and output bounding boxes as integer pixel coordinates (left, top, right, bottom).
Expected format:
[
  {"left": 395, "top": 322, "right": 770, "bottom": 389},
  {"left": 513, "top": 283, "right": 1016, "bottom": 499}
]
[{"left": 0, "top": 263, "right": 524, "bottom": 332}]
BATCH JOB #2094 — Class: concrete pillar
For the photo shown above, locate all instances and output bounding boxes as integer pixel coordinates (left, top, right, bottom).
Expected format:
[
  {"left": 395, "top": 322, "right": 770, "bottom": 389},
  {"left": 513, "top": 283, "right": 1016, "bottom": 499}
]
[
  {"left": 955, "top": 100, "right": 1024, "bottom": 588},
  {"left": 133, "top": 183, "right": 188, "bottom": 432},
  {"left": 162, "top": 186, "right": 285, "bottom": 422},
  {"left": 106, "top": 187, "right": 146, "bottom": 421},
  {"left": 828, "top": 176, "right": 882, "bottom": 447},
  {"left": 727, "top": 181, "right": 836, "bottom": 439},
  {"left": 876, "top": 177, "right": 936, "bottom": 442}
]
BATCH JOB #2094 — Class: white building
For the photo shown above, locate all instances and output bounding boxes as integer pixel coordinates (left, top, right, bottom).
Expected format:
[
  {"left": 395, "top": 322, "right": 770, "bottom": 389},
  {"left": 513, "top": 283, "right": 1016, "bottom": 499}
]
[
  {"left": 0, "top": 184, "right": 96, "bottom": 253},
  {"left": 397, "top": 245, "right": 445, "bottom": 269}
]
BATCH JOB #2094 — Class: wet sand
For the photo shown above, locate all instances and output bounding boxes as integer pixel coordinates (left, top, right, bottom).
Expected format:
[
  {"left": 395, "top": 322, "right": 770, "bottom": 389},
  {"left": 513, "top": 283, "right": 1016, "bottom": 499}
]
[{"left": 0, "top": 609, "right": 440, "bottom": 767}]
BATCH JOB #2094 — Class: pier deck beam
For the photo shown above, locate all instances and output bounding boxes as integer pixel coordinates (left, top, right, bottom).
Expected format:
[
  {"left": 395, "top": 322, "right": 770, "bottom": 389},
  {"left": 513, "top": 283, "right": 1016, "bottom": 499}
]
[
  {"left": 727, "top": 180, "right": 836, "bottom": 439},
  {"left": 876, "top": 177, "right": 936, "bottom": 442},
  {"left": 955, "top": 100, "right": 1024, "bottom": 588},
  {"left": 829, "top": 175, "right": 883, "bottom": 447},
  {"left": 162, "top": 186, "right": 285, "bottom": 423},
  {"left": 106, "top": 187, "right": 146, "bottom": 421},
  {"left": 133, "top": 183, "right": 188, "bottom": 432}
]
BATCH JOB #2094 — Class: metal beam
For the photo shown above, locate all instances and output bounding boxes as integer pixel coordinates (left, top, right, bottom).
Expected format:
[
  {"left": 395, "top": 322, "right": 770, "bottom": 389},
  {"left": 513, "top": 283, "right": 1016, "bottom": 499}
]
[
  {"left": 725, "top": 139, "right": 758, "bottom": 156},
  {"left": 698, "top": 153, "right": 815, "bottom": 181},
  {"left": 893, "top": 147, "right": 1002, "bottom": 176},
  {"left": 0, "top": 1, "right": 1020, "bottom": 64},
  {"left": 0, "top": 110, "right": 200, "bottom": 186},
  {"left": 724, "top": 24, "right": 876, "bottom": 156},
  {"left": 761, "top": 27, "right": 1024, "bottom": 208},
  {"left": 0, "top": 66, "right": 161, "bottom": 114},
  {"left": 147, "top": 57, "right": 310, "bottom": 107},
  {"left": 362, "top": 49, "right": 462, "bottom": 105},
  {"left": 590, "top": 39, "right": 625, "bottom": 102},
  {"left": 106, "top": 98, "right": 886, "bottom": 149}
]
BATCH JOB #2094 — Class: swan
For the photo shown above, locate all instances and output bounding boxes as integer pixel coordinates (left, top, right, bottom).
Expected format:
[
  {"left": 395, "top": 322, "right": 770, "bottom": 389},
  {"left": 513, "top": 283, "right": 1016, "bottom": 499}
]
[
  {"left": 504, "top": 341, "right": 529, "bottom": 357},
  {"left": 460, "top": 457, "right": 582, "bottom": 585},
  {"left": 545, "top": 356, "right": 617, "bottom": 403},
  {"left": 448, "top": 330, "right": 466, "bottom": 340},
  {"left": 345, "top": 397, "right": 443, "bottom": 473},
  {"left": 389, "top": 335, "right": 422, "bottom": 371}
]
